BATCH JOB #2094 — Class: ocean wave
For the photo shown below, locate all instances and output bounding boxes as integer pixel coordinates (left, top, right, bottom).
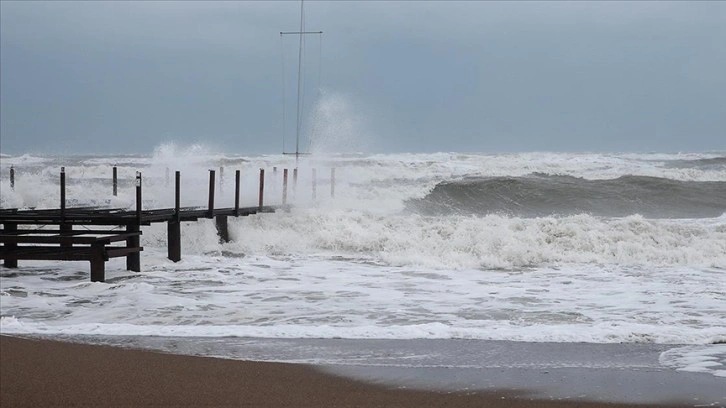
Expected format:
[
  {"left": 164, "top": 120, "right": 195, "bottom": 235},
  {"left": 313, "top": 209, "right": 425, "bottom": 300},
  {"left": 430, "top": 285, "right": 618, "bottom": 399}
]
[
  {"left": 406, "top": 174, "right": 726, "bottom": 218},
  {"left": 151, "top": 210, "right": 726, "bottom": 270}
]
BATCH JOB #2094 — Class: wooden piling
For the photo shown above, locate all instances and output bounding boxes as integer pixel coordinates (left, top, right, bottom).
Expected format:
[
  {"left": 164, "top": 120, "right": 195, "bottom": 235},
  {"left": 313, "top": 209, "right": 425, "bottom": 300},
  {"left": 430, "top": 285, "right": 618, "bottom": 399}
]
[
  {"left": 167, "top": 171, "right": 181, "bottom": 262},
  {"left": 293, "top": 168, "right": 298, "bottom": 198},
  {"left": 3, "top": 222, "right": 18, "bottom": 268},
  {"left": 60, "top": 167, "right": 66, "bottom": 219},
  {"left": 135, "top": 172, "right": 142, "bottom": 222},
  {"left": 215, "top": 215, "right": 229, "bottom": 243},
  {"left": 127, "top": 171, "right": 142, "bottom": 272},
  {"left": 59, "top": 167, "right": 72, "bottom": 247},
  {"left": 312, "top": 168, "right": 317, "bottom": 200},
  {"left": 259, "top": 169, "right": 265, "bottom": 209},
  {"left": 208, "top": 170, "right": 216, "bottom": 218},
  {"left": 167, "top": 221, "right": 181, "bottom": 262},
  {"left": 174, "top": 171, "right": 180, "bottom": 223},
  {"left": 10, "top": 165, "right": 15, "bottom": 191},
  {"left": 283, "top": 169, "right": 289, "bottom": 205},
  {"left": 234, "top": 170, "right": 241, "bottom": 216},
  {"left": 126, "top": 223, "right": 141, "bottom": 272},
  {"left": 90, "top": 242, "right": 106, "bottom": 282},
  {"left": 112, "top": 166, "right": 118, "bottom": 196}
]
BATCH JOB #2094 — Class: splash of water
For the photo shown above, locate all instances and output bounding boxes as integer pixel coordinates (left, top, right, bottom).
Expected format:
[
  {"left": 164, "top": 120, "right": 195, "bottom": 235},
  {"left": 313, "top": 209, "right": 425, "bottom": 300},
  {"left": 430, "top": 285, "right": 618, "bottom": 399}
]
[{"left": 307, "top": 90, "right": 368, "bottom": 154}]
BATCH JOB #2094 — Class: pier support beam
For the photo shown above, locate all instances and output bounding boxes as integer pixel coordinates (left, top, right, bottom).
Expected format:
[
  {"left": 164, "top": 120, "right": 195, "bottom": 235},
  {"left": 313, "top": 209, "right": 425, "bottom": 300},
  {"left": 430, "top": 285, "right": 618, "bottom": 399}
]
[
  {"left": 126, "top": 224, "right": 141, "bottom": 272},
  {"left": 60, "top": 167, "right": 72, "bottom": 248},
  {"left": 215, "top": 215, "right": 229, "bottom": 243},
  {"left": 126, "top": 171, "right": 142, "bottom": 272},
  {"left": 167, "top": 221, "right": 181, "bottom": 262},
  {"left": 90, "top": 243, "right": 106, "bottom": 282},
  {"left": 168, "top": 170, "right": 181, "bottom": 262},
  {"left": 3, "top": 222, "right": 18, "bottom": 268}
]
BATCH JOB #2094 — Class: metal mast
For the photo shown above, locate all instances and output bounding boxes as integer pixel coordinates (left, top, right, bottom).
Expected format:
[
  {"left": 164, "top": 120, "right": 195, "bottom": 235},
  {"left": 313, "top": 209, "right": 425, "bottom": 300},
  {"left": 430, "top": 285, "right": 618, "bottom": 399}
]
[{"left": 281, "top": 0, "right": 322, "bottom": 168}]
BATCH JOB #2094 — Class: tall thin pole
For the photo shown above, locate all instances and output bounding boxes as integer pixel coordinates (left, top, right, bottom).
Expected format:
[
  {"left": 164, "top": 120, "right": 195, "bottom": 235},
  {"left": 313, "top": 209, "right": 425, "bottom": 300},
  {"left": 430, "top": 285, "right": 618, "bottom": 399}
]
[{"left": 295, "top": 0, "right": 305, "bottom": 168}]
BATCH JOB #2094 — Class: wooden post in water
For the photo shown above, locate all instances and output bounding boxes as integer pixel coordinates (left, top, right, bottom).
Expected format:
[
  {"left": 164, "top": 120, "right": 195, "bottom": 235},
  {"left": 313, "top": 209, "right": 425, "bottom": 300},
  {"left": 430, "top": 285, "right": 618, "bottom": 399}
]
[
  {"left": 10, "top": 165, "right": 14, "bottom": 191},
  {"left": 135, "top": 171, "right": 142, "bottom": 222},
  {"left": 3, "top": 221, "right": 17, "bottom": 268},
  {"left": 174, "top": 171, "right": 180, "bottom": 223},
  {"left": 60, "top": 167, "right": 66, "bottom": 219},
  {"left": 234, "top": 170, "right": 241, "bottom": 216},
  {"left": 206, "top": 168, "right": 228, "bottom": 242},
  {"left": 90, "top": 242, "right": 106, "bottom": 282},
  {"left": 126, "top": 171, "right": 142, "bottom": 272},
  {"left": 259, "top": 168, "right": 265, "bottom": 209},
  {"left": 282, "top": 169, "right": 289, "bottom": 206},
  {"left": 293, "top": 168, "right": 298, "bottom": 199},
  {"left": 208, "top": 170, "right": 216, "bottom": 218},
  {"left": 331, "top": 168, "right": 335, "bottom": 198},
  {"left": 59, "top": 167, "right": 72, "bottom": 247},
  {"left": 112, "top": 166, "right": 118, "bottom": 196},
  {"left": 167, "top": 170, "right": 181, "bottom": 262},
  {"left": 215, "top": 215, "right": 229, "bottom": 243},
  {"left": 312, "top": 168, "right": 317, "bottom": 200}
]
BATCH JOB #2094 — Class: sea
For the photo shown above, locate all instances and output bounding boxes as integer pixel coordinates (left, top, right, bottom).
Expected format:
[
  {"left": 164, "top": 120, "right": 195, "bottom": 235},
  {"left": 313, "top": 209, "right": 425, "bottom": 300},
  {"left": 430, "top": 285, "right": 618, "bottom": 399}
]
[{"left": 1, "top": 147, "right": 725, "bottom": 389}]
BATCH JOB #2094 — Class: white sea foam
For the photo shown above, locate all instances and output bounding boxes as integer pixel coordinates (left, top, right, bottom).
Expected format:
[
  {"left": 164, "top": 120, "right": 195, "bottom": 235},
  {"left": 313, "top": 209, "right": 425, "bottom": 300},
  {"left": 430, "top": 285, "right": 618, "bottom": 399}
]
[
  {"left": 1, "top": 151, "right": 725, "bottom": 357},
  {"left": 660, "top": 345, "right": 726, "bottom": 377},
  {"left": 224, "top": 211, "right": 726, "bottom": 270}
]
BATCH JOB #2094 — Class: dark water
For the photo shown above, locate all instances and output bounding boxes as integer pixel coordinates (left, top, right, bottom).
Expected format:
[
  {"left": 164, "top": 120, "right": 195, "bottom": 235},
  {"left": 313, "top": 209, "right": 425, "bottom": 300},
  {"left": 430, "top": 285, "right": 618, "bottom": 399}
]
[{"left": 406, "top": 174, "right": 726, "bottom": 218}]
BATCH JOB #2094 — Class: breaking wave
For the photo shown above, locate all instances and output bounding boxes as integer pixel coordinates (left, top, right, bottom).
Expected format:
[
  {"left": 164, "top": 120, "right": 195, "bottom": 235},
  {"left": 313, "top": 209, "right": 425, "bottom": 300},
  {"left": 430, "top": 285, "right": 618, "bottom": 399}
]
[{"left": 406, "top": 174, "right": 726, "bottom": 218}]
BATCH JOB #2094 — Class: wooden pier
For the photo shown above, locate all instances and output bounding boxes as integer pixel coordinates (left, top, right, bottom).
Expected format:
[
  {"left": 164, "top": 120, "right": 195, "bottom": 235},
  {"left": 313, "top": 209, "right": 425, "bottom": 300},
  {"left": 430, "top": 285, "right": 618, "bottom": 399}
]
[{"left": 0, "top": 167, "right": 292, "bottom": 282}]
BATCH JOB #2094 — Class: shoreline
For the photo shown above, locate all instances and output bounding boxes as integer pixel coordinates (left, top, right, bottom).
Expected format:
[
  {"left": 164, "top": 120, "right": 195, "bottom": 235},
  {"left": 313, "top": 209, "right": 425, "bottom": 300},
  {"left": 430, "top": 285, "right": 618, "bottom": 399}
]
[{"left": 2, "top": 335, "right": 719, "bottom": 407}]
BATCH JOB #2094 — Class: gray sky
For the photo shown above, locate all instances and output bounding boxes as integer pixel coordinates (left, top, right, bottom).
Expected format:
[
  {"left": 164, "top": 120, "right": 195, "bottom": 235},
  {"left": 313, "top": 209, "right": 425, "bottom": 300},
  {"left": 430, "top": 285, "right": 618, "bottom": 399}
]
[{"left": 1, "top": 1, "right": 725, "bottom": 155}]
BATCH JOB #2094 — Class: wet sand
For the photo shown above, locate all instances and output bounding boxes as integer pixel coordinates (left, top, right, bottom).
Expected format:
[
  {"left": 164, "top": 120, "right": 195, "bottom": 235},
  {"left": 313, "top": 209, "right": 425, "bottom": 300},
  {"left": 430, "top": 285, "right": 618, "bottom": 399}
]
[{"left": 0, "top": 335, "right": 710, "bottom": 407}]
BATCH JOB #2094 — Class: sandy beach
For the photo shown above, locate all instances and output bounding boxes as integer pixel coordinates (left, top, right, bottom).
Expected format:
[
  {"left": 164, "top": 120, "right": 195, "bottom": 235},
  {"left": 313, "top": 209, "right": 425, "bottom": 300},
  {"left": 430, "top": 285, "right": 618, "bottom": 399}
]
[{"left": 1, "top": 335, "right": 695, "bottom": 408}]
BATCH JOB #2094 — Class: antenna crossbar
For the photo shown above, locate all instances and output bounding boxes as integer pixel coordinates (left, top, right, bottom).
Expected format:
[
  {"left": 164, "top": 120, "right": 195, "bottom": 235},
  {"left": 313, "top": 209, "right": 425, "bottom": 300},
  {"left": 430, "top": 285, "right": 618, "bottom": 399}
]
[{"left": 280, "top": 31, "right": 323, "bottom": 35}]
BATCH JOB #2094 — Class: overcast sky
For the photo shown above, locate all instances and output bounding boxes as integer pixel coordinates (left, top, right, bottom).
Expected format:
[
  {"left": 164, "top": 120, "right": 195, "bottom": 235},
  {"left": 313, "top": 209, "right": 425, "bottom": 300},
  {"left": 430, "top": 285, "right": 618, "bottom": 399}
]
[{"left": 1, "top": 1, "right": 724, "bottom": 155}]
